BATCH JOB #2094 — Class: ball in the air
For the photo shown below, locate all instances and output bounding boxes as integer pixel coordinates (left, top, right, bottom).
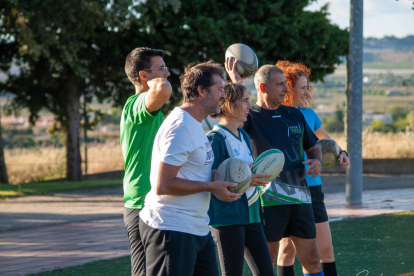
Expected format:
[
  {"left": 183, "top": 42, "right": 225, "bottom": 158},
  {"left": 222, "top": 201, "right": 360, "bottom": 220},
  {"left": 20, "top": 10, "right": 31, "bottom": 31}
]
[
  {"left": 225, "top": 43, "right": 259, "bottom": 78},
  {"left": 215, "top": 157, "right": 252, "bottom": 194},
  {"left": 316, "top": 138, "right": 340, "bottom": 168},
  {"left": 252, "top": 149, "right": 285, "bottom": 182}
]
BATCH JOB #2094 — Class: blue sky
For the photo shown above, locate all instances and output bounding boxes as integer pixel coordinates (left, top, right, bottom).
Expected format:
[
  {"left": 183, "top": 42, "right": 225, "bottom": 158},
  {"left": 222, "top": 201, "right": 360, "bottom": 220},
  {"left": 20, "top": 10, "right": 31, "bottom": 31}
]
[{"left": 305, "top": 0, "right": 414, "bottom": 38}]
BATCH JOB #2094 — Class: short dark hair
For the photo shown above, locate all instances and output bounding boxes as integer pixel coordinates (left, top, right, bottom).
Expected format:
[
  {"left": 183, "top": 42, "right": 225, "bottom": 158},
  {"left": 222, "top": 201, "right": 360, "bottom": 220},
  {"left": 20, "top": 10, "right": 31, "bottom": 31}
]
[
  {"left": 180, "top": 61, "right": 225, "bottom": 102},
  {"left": 254, "top": 65, "right": 284, "bottom": 91},
  {"left": 210, "top": 82, "right": 247, "bottom": 119},
  {"left": 125, "top": 47, "right": 165, "bottom": 85}
]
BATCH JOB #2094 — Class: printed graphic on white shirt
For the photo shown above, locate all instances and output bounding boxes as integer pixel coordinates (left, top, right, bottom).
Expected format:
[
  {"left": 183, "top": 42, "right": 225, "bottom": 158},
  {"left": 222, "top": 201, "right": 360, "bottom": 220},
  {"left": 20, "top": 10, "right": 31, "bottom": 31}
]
[{"left": 205, "top": 142, "right": 214, "bottom": 165}]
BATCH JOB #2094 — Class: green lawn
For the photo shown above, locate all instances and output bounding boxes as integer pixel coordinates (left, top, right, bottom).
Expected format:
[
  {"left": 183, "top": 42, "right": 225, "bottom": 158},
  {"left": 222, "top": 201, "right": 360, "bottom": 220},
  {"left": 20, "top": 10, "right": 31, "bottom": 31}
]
[
  {"left": 29, "top": 211, "right": 414, "bottom": 276},
  {"left": 0, "top": 179, "right": 122, "bottom": 197}
]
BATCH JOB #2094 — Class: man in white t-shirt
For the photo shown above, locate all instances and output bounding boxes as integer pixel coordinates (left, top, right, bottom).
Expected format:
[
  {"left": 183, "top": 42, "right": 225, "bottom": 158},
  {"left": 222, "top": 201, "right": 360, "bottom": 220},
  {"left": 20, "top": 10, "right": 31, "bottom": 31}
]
[{"left": 139, "top": 61, "right": 243, "bottom": 276}]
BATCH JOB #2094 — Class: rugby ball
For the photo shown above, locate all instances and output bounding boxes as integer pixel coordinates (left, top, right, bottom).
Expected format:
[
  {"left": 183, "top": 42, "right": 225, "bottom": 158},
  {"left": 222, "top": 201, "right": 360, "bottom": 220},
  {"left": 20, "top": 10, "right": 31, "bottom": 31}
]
[
  {"left": 316, "top": 138, "right": 340, "bottom": 168},
  {"left": 215, "top": 157, "right": 252, "bottom": 194},
  {"left": 252, "top": 149, "right": 285, "bottom": 182},
  {"left": 225, "top": 43, "right": 259, "bottom": 78}
]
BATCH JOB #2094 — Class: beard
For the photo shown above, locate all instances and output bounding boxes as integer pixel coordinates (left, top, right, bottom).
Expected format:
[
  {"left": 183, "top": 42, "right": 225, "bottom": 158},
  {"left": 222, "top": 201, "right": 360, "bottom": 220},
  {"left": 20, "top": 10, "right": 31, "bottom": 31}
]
[
  {"left": 202, "top": 87, "right": 223, "bottom": 115},
  {"left": 211, "top": 106, "right": 221, "bottom": 115},
  {"left": 203, "top": 98, "right": 222, "bottom": 116},
  {"left": 205, "top": 102, "right": 221, "bottom": 115}
]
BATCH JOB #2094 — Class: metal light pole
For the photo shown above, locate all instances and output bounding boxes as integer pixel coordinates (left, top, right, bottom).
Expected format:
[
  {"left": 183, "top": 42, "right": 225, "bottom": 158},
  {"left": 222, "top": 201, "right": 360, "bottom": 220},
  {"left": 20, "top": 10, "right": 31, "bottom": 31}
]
[
  {"left": 346, "top": 0, "right": 363, "bottom": 205},
  {"left": 83, "top": 93, "right": 88, "bottom": 178}
]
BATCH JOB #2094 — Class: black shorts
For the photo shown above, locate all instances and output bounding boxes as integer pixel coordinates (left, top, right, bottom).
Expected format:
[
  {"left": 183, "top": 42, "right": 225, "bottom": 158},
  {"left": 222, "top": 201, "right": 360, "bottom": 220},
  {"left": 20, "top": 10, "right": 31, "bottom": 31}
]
[
  {"left": 262, "top": 204, "right": 316, "bottom": 242},
  {"left": 309, "top": 185, "right": 329, "bottom": 223}
]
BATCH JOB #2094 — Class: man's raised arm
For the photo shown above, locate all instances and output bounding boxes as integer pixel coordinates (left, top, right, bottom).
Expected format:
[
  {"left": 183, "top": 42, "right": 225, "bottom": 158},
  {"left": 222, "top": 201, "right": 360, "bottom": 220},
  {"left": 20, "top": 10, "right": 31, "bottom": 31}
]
[{"left": 145, "top": 78, "right": 172, "bottom": 113}]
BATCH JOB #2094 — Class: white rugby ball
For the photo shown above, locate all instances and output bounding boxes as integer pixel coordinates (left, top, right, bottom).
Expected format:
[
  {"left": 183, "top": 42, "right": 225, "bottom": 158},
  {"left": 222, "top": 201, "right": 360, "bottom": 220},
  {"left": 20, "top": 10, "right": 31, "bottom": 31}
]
[
  {"left": 252, "top": 149, "right": 285, "bottom": 182},
  {"left": 215, "top": 157, "right": 252, "bottom": 194},
  {"left": 225, "top": 43, "right": 259, "bottom": 78}
]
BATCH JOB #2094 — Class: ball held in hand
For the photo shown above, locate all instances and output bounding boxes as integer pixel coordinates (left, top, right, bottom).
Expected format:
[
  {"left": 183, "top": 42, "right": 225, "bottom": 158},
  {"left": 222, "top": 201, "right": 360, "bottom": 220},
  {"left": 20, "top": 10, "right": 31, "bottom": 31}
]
[
  {"left": 252, "top": 149, "right": 285, "bottom": 183},
  {"left": 215, "top": 157, "right": 252, "bottom": 194},
  {"left": 316, "top": 138, "right": 340, "bottom": 168},
  {"left": 225, "top": 43, "right": 259, "bottom": 78}
]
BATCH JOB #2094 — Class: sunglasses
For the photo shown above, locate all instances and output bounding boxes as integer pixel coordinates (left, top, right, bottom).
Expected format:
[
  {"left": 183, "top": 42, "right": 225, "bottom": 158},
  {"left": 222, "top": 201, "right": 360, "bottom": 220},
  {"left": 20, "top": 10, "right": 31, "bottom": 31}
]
[{"left": 142, "top": 66, "right": 169, "bottom": 74}]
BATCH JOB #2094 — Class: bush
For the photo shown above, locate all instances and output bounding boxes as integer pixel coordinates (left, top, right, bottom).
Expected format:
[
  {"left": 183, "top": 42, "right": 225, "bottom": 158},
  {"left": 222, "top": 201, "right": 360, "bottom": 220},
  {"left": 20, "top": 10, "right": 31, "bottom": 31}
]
[
  {"left": 322, "top": 110, "right": 344, "bottom": 133},
  {"left": 386, "top": 105, "right": 410, "bottom": 121},
  {"left": 371, "top": 120, "right": 394, "bottom": 132},
  {"left": 393, "top": 117, "right": 410, "bottom": 132}
]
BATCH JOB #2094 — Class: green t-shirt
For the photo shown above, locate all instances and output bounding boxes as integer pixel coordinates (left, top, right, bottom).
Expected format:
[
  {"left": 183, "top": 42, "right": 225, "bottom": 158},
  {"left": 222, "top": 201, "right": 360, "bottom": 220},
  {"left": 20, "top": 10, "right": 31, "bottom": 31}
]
[{"left": 120, "top": 92, "right": 164, "bottom": 209}]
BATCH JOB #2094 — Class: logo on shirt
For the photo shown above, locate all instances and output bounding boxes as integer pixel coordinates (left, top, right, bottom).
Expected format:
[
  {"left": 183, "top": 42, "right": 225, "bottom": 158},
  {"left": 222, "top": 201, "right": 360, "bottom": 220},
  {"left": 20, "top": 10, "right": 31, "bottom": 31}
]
[
  {"left": 205, "top": 142, "right": 214, "bottom": 165},
  {"left": 287, "top": 124, "right": 302, "bottom": 137},
  {"left": 233, "top": 148, "right": 240, "bottom": 156},
  {"left": 272, "top": 115, "right": 281, "bottom": 118}
]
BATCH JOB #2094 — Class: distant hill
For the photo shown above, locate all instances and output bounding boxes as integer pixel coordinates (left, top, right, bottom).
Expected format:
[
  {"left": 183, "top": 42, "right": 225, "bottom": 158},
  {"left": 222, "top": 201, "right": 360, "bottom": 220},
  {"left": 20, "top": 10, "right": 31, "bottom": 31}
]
[
  {"left": 363, "top": 36, "right": 414, "bottom": 68},
  {"left": 364, "top": 36, "right": 414, "bottom": 51}
]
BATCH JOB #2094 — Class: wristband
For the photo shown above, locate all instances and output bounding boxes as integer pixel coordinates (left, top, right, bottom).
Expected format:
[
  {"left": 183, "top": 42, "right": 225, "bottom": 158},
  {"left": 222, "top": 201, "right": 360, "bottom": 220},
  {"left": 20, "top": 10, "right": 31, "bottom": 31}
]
[{"left": 339, "top": 150, "right": 348, "bottom": 157}]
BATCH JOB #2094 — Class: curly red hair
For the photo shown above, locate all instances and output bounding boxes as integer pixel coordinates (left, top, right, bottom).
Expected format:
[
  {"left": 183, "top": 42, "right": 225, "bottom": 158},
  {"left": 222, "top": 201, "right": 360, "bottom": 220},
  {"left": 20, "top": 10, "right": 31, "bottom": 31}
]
[{"left": 276, "top": 60, "right": 315, "bottom": 107}]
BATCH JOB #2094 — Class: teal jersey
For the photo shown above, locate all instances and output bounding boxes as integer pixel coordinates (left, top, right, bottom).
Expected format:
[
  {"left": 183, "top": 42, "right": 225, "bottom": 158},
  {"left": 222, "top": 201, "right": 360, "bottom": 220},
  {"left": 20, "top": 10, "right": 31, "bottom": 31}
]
[{"left": 209, "top": 125, "right": 261, "bottom": 227}]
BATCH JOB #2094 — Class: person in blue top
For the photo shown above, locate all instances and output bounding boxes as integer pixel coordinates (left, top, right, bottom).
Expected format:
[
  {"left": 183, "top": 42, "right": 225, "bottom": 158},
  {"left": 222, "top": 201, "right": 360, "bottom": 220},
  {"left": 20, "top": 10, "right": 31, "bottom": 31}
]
[
  {"left": 275, "top": 60, "right": 350, "bottom": 276},
  {"left": 207, "top": 79, "right": 275, "bottom": 276}
]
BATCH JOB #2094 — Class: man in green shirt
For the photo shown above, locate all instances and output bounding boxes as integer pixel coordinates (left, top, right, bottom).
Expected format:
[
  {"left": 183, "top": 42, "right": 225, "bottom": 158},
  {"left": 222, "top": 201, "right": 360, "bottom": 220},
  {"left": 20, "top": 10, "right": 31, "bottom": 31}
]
[{"left": 121, "top": 47, "right": 172, "bottom": 276}]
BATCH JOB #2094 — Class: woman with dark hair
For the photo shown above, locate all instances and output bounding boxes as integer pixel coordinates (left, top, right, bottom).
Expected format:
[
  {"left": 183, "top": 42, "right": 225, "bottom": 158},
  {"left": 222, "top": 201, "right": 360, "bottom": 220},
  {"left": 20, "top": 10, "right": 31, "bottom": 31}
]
[
  {"left": 207, "top": 82, "right": 275, "bottom": 276},
  {"left": 275, "top": 60, "right": 350, "bottom": 276}
]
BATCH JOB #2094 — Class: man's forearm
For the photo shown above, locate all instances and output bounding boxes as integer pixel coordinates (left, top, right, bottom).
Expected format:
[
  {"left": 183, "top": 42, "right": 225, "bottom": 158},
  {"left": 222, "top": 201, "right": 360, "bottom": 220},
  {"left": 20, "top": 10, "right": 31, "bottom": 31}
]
[{"left": 155, "top": 177, "right": 213, "bottom": 196}]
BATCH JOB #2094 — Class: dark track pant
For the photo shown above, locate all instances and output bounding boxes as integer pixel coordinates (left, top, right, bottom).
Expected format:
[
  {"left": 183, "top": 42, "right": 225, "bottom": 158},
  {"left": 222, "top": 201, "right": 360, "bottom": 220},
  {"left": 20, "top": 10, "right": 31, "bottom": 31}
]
[
  {"left": 210, "top": 223, "right": 275, "bottom": 276},
  {"left": 124, "top": 208, "right": 145, "bottom": 276},
  {"left": 139, "top": 218, "right": 219, "bottom": 276}
]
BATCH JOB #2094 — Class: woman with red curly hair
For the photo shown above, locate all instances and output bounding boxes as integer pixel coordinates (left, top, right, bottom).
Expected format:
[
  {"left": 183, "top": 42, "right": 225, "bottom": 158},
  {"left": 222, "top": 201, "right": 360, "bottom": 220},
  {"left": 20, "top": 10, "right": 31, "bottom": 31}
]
[{"left": 275, "top": 60, "right": 349, "bottom": 276}]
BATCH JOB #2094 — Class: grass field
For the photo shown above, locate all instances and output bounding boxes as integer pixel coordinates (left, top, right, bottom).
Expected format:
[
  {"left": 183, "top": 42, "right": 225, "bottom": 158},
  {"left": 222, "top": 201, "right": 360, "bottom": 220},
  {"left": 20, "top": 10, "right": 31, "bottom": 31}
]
[
  {"left": 363, "top": 61, "right": 414, "bottom": 70},
  {"left": 4, "top": 141, "right": 124, "bottom": 184},
  {"left": 312, "top": 94, "right": 414, "bottom": 113},
  {"left": 329, "top": 130, "right": 414, "bottom": 158},
  {"left": 0, "top": 179, "right": 121, "bottom": 197},
  {"left": 28, "top": 211, "right": 414, "bottom": 276}
]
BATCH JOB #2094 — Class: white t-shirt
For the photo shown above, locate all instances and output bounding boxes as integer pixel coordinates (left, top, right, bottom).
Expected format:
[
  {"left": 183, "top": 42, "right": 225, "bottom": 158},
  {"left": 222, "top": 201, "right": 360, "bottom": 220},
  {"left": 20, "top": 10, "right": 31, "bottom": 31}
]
[{"left": 140, "top": 107, "right": 215, "bottom": 236}]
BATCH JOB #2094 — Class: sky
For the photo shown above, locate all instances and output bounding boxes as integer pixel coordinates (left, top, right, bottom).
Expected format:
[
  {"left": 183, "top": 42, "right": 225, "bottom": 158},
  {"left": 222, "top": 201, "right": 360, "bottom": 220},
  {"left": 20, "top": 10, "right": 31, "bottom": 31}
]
[{"left": 305, "top": 0, "right": 414, "bottom": 38}]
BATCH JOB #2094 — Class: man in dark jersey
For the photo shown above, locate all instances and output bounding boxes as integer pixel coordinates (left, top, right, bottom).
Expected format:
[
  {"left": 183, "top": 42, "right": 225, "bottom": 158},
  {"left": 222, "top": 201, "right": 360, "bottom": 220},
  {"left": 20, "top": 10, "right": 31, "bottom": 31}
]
[
  {"left": 227, "top": 62, "right": 324, "bottom": 276},
  {"left": 121, "top": 47, "right": 172, "bottom": 276}
]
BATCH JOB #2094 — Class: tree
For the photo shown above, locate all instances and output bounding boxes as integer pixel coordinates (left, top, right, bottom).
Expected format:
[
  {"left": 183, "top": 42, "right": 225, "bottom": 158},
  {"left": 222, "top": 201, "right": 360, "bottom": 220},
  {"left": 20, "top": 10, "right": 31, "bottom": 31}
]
[
  {"left": 128, "top": 0, "right": 349, "bottom": 112},
  {"left": 0, "top": 122, "right": 9, "bottom": 185},
  {"left": 0, "top": 0, "right": 132, "bottom": 181},
  {"left": 1, "top": 0, "right": 348, "bottom": 182}
]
